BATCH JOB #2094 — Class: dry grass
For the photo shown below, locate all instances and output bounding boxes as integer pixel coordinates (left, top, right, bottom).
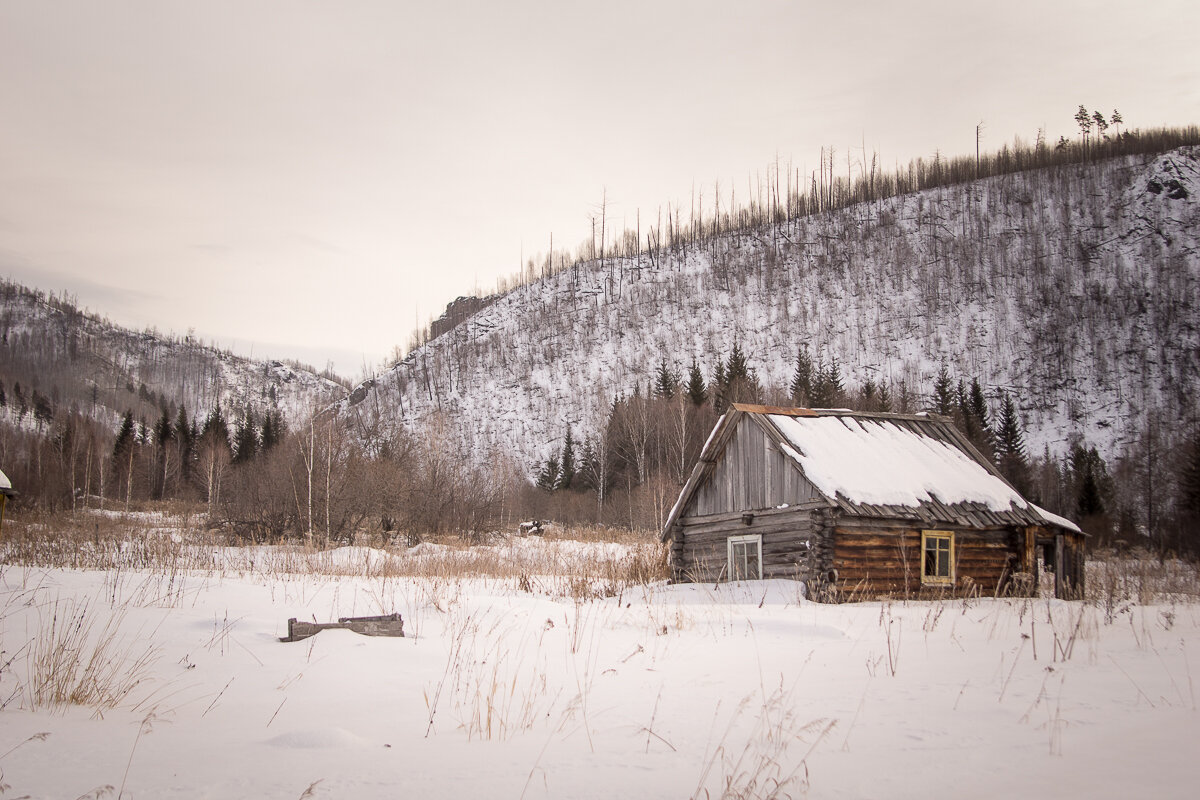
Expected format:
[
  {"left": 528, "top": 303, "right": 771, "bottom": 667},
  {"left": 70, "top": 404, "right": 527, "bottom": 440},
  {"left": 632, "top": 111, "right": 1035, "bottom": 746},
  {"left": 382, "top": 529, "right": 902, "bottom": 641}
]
[
  {"left": 0, "top": 509, "right": 670, "bottom": 594},
  {"left": 1086, "top": 548, "right": 1200, "bottom": 609},
  {"left": 15, "top": 594, "right": 160, "bottom": 714}
]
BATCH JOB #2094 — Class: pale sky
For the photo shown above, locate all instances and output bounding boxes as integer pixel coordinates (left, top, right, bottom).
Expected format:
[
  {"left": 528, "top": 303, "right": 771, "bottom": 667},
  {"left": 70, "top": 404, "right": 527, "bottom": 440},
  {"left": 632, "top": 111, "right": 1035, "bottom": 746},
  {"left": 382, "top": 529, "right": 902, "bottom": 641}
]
[{"left": 2, "top": 1, "right": 1197, "bottom": 378}]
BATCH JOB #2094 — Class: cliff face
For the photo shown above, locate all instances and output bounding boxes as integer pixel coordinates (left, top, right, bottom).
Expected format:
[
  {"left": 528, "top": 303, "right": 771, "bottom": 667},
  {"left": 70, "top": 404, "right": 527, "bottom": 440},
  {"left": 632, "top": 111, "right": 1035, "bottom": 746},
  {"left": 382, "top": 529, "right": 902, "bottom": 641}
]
[{"left": 429, "top": 295, "right": 497, "bottom": 341}]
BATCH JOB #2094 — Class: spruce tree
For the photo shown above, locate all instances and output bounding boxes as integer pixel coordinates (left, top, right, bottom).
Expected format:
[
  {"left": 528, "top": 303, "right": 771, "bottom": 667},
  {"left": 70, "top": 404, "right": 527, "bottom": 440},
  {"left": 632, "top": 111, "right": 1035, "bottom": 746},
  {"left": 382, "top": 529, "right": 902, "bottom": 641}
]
[
  {"left": 1072, "top": 445, "right": 1109, "bottom": 518},
  {"left": 726, "top": 342, "right": 749, "bottom": 386},
  {"left": 1178, "top": 435, "right": 1200, "bottom": 515},
  {"left": 232, "top": 412, "right": 258, "bottom": 464},
  {"left": 965, "top": 378, "right": 994, "bottom": 458},
  {"left": 113, "top": 410, "right": 136, "bottom": 462},
  {"left": 931, "top": 364, "right": 955, "bottom": 416},
  {"left": 994, "top": 392, "right": 1030, "bottom": 495},
  {"left": 877, "top": 382, "right": 893, "bottom": 413},
  {"left": 175, "top": 406, "right": 194, "bottom": 488},
  {"left": 827, "top": 357, "right": 845, "bottom": 407},
  {"left": 260, "top": 409, "right": 285, "bottom": 452},
  {"left": 685, "top": 359, "right": 707, "bottom": 407},
  {"left": 654, "top": 360, "right": 679, "bottom": 399},
  {"left": 1078, "top": 463, "right": 1103, "bottom": 517},
  {"left": 556, "top": 428, "right": 576, "bottom": 491},
  {"left": 789, "top": 347, "right": 813, "bottom": 406},
  {"left": 536, "top": 454, "right": 560, "bottom": 492},
  {"left": 201, "top": 404, "right": 231, "bottom": 447},
  {"left": 154, "top": 408, "right": 173, "bottom": 450},
  {"left": 711, "top": 359, "right": 728, "bottom": 412},
  {"left": 809, "top": 358, "right": 831, "bottom": 408},
  {"left": 859, "top": 377, "right": 878, "bottom": 412}
]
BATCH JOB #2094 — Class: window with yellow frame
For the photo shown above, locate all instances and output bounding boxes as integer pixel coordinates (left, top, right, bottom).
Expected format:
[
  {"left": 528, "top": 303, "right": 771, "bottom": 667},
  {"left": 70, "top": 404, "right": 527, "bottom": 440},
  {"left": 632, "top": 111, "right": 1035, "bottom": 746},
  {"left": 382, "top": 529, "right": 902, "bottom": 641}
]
[{"left": 921, "top": 530, "right": 954, "bottom": 585}]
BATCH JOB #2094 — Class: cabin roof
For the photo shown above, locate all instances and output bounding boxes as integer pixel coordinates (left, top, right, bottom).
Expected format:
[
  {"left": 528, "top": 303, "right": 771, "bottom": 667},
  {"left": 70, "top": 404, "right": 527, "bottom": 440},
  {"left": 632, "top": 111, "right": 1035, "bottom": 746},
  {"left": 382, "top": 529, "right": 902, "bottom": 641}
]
[
  {"left": 0, "top": 468, "right": 14, "bottom": 496},
  {"left": 662, "top": 404, "right": 1080, "bottom": 538}
]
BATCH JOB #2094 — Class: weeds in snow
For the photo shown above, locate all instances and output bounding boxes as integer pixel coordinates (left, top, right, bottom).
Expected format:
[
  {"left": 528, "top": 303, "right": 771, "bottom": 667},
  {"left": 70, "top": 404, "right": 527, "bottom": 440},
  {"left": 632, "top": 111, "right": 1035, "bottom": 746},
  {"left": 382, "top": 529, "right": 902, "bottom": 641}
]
[
  {"left": 20, "top": 595, "right": 160, "bottom": 714},
  {"left": 692, "top": 686, "right": 836, "bottom": 800}
]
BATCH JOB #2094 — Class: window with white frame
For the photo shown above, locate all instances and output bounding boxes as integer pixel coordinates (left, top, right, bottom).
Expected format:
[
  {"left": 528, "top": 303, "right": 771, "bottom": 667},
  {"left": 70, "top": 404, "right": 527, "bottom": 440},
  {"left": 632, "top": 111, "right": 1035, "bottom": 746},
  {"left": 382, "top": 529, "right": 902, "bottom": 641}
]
[
  {"left": 728, "top": 534, "right": 762, "bottom": 581},
  {"left": 921, "top": 530, "right": 954, "bottom": 585}
]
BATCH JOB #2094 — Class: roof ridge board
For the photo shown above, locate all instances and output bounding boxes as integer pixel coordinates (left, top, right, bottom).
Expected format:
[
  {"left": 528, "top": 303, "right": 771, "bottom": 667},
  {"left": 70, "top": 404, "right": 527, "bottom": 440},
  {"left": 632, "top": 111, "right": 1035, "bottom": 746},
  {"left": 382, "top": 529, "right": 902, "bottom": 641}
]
[{"left": 733, "top": 403, "right": 950, "bottom": 424}]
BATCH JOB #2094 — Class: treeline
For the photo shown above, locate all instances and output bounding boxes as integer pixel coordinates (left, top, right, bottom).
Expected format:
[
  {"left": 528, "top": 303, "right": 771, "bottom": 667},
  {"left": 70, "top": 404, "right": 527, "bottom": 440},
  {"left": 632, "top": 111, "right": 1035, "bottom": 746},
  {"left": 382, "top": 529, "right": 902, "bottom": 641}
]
[
  {"left": 0, "top": 393, "right": 520, "bottom": 544},
  {"left": 4, "top": 340, "right": 1200, "bottom": 557},
  {"left": 457, "top": 114, "right": 1200, "bottom": 327},
  {"left": 527, "top": 345, "right": 1200, "bottom": 557}
]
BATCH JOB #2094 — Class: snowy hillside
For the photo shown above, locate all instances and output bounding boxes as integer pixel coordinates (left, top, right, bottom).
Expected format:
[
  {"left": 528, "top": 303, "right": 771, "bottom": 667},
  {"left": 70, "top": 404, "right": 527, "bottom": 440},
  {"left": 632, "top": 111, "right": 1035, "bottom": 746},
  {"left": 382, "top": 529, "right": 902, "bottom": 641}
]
[
  {"left": 340, "top": 149, "right": 1200, "bottom": 469},
  {"left": 0, "top": 281, "right": 347, "bottom": 430}
]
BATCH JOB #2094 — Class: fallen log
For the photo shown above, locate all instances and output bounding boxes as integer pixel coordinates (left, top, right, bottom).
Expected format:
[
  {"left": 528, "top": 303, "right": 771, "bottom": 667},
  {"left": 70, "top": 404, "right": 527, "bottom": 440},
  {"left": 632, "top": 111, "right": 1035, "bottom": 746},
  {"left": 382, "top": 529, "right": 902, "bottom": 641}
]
[{"left": 280, "top": 613, "right": 405, "bottom": 642}]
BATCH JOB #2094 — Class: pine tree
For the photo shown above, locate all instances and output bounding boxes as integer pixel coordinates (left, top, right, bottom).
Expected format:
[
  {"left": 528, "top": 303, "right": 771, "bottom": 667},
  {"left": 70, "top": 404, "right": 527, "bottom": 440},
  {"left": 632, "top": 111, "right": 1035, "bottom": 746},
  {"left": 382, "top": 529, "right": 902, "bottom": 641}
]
[
  {"left": 1075, "top": 104, "right": 1093, "bottom": 148},
  {"left": 685, "top": 359, "right": 707, "bottom": 407},
  {"left": 556, "top": 428, "right": 576, "bottom": 491},
  {"left": 789, "top": 347, "right": 813, "bottom": 406}
]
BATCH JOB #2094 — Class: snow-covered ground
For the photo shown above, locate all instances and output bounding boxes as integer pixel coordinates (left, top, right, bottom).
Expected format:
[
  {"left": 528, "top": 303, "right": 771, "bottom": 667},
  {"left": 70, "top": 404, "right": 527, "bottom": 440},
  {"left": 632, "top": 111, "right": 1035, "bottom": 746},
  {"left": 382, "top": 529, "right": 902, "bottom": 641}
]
[{"left": 2, "top": 548, "right": 1198, "bottom": 799}]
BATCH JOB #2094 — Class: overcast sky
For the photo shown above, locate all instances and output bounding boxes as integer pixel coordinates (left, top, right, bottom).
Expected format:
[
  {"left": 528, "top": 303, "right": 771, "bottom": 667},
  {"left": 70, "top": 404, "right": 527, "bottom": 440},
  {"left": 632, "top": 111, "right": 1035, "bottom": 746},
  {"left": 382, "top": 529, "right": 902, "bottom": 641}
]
[{"left": 2, "top": 1, "right": 1197, "bottom": 378}]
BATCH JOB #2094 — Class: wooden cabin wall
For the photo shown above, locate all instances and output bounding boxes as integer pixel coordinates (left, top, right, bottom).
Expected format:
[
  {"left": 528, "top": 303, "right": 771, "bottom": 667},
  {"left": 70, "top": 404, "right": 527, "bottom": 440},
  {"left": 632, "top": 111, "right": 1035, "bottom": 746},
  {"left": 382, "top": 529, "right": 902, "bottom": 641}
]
[
  {"left": 831, "top": 519, "right": 1022, "bottom": 599},
  {"left": 671, "top": 506, "right": 823, "bottom": 583},
  {"left": 691, "top": 418, "right": 822, "bottom": 516}
]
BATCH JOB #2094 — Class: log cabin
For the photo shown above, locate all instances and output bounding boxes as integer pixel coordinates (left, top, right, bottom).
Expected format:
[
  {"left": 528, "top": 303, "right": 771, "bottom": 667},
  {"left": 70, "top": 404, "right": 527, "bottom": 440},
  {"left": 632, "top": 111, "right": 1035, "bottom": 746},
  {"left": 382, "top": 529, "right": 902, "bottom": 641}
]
[
  {"left": 0, "top": 468, "right": 15, "bottom": 536},
  {"left": 661, "top": 405, "right": 1084, "bottom": 600}
]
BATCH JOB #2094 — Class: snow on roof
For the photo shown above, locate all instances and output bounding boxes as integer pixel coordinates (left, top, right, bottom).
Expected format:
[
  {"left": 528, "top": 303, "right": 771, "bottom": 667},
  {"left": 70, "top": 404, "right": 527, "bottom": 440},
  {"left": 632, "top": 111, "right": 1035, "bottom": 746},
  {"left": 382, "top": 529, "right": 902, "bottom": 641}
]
[
  {"left": 770, "top": 414, "right": 1028, "bottom": 512},
  {"left": 0, "top": 469, "right": 10, "bottom": 491},
  {"left": 1031, "top": 504, "right": 1082, "bottom": 534}
]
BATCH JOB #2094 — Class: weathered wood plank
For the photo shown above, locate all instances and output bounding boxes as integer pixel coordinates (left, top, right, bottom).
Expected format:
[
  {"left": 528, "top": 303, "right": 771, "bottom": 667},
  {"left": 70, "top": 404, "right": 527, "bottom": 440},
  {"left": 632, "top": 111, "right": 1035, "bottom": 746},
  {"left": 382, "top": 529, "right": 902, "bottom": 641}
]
[{"left": 281, "top": 613, "right": 405, "bottom": 642}]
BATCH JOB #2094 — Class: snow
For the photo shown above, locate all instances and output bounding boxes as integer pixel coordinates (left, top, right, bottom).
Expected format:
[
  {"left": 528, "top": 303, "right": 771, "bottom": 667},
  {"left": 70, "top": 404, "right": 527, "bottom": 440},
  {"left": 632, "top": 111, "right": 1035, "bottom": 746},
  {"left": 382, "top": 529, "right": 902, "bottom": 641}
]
[
  {"left": 2, "top": 547, "right": 1198, "bottom": 798},
  {"left": 1032, "top": 504, "right": 1083, "bottom": 534},
  {"left": 771, "top": 414, "right": 1028, "bottom": 511},
  {"left": 0, "top": 468, "right": 10, "bottom": 490}
]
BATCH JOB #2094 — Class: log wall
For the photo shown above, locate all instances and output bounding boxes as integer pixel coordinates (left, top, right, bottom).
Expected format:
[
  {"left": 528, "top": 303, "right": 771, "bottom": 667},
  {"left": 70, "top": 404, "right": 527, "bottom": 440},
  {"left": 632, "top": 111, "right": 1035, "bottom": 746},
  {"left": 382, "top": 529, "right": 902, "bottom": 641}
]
[
  {"left": 671, "top": 505, "right": 824, "bottom": 583},
  {"left": 831, "top": 519, "right": 1021, "bottom": 599}
]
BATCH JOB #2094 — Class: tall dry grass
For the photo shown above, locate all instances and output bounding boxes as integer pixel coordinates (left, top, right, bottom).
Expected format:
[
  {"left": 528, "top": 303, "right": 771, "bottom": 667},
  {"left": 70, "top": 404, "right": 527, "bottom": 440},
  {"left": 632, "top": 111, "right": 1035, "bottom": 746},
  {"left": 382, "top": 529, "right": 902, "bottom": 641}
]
[{"left": 0, "top": 509, "right": 670, "bottom": 595}]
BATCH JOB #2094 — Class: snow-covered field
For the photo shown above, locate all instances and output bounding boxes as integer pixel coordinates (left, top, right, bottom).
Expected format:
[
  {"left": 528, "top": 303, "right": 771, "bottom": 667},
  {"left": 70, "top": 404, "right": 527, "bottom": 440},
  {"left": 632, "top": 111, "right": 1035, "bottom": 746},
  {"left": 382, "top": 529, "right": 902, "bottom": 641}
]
[{"left": 2, "top": 541, "right": 1198, "bottom": 799}]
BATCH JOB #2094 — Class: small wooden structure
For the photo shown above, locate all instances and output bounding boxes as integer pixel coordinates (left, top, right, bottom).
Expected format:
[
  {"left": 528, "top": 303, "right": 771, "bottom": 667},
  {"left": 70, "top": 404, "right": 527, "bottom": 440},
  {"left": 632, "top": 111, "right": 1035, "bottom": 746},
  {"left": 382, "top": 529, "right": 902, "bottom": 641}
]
[
  {"left": 0, "top": 468, "right": 15, "bottom": 536},
  {"left": 280, "top": 613, "right": 405, "bottom": 642},
  {"left": 661, "top": 405, "right": 1085, "bottom": 600}
]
